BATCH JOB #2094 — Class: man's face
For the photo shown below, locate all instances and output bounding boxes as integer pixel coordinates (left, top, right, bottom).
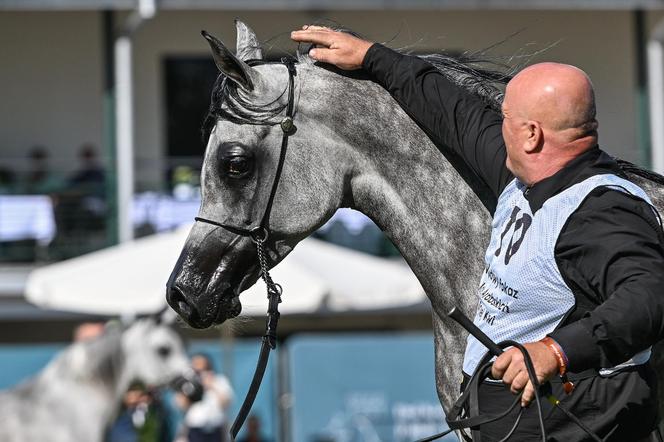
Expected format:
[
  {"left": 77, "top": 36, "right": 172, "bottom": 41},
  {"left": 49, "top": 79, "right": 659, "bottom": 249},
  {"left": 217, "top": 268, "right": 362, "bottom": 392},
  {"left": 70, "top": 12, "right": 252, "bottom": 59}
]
[
  {"left": 191, "top": 355, "right": 210, "bottom": 373},
  {"left": 501, "top": 83, "right": 525, "bottom": 178},
  {"left": 501, "top": 100, "right": 517, "bottom": 174}
]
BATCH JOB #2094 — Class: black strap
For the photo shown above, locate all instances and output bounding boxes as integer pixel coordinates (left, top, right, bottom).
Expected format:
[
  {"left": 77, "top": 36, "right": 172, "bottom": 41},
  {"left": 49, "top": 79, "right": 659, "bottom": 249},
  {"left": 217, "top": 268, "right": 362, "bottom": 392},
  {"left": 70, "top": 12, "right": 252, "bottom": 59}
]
[{"left": 230, "top": 288, "right": 281, "bottom": 441}]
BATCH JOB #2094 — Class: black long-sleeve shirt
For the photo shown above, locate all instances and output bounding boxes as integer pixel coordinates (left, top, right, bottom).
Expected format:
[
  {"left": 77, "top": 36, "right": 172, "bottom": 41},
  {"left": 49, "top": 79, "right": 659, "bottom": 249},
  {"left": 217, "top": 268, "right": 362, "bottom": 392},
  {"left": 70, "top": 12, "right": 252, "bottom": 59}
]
[{"left": 362, "top": 43, "right": 664, "bottom": 373}]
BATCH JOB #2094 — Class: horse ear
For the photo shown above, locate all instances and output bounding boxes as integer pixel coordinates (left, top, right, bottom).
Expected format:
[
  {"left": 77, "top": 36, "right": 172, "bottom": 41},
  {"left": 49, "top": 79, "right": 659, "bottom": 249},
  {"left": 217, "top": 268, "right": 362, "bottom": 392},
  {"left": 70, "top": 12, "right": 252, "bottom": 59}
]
[
  {"left": 152, "top": 305, "right": 177, "bottom": 325},
  {"left": 201, "top": 30, "right": 257, "bottom": 91},
  {"left": 235, "top": 19, "right": 263, "bottom": 61}
]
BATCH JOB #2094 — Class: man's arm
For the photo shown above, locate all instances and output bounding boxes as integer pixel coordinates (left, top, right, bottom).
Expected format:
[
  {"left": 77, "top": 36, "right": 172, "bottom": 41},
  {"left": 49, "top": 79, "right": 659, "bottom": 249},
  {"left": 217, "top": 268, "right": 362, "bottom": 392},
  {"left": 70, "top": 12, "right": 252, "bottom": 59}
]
[
  {"left": 292, "top": 27, "right": 513, "bottom": 201},
  {"left": 549, "top": 189, "right": 664, "bottom": 371},
  {"left": 362, "top": 43, "right": 511, "bottom": 198}
]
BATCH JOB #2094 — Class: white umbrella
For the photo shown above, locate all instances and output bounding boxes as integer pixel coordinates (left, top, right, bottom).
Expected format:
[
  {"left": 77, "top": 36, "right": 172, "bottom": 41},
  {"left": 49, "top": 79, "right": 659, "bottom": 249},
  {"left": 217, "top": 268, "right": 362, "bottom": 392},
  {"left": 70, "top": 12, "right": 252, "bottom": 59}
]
[{"left": 25, "top": 224, "right": 425, "bottom": 316}]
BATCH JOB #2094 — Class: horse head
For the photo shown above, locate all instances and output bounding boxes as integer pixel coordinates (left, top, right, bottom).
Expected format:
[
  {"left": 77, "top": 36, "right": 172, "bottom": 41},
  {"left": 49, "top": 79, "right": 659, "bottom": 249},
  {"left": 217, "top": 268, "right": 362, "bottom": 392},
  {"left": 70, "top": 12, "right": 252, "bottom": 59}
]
[
  {"left": 166, "top": 21, "right": 354, "bottom": 328},
  {"left": 119, "top": 318, "right": 190, "bottom": 386}
]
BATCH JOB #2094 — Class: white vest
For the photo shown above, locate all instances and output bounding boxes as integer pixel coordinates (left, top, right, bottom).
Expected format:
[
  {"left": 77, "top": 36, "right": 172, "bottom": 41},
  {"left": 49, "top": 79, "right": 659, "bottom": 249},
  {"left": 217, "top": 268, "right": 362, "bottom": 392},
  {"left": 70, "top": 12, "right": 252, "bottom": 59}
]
[{"left": 463, "top": 174, "right": 654, "bottom": 376}]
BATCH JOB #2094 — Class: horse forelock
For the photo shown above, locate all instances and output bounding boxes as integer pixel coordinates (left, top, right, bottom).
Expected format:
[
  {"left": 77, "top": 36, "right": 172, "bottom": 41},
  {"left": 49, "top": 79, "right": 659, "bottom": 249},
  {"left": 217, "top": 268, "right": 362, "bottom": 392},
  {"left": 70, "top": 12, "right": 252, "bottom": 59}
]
[{"left": 203, "top": 64, "right": 292, "bottom": 144}]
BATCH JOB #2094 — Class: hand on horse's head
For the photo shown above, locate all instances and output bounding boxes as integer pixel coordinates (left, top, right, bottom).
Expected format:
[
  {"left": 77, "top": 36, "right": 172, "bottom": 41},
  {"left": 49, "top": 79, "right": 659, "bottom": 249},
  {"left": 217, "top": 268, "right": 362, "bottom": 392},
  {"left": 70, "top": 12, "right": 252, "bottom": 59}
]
[{"left": 291, "top": 25, "right": 373, "bottom": 70}]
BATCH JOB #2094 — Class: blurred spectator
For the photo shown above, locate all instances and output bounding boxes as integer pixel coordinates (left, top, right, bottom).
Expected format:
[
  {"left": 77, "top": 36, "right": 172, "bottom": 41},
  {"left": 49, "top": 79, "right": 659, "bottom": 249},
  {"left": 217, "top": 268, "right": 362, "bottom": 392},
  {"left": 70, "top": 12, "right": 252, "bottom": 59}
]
[
  {"left": 0, "top": 166, "right": 16, "bottom": 194},
  {"left": 52, "top": 144, "right": 107, "bottom": 256},
  {"left": 73, "top": 322, "right": 106, "bottom": 342},
  {"left": 21, "top": 146, "right": 62, "bottom": 195},
  {"left": 237, "top": 415, "right": 270, "bottom": 442},
  {"left": 107, "top": 380, "right": 172, "bottom": 442},
  {"left": 175, "top": 353, "right": 234, "bottom": 442},
  {"left": 67, "top": 143, "right": 105, "bottom": 198}
]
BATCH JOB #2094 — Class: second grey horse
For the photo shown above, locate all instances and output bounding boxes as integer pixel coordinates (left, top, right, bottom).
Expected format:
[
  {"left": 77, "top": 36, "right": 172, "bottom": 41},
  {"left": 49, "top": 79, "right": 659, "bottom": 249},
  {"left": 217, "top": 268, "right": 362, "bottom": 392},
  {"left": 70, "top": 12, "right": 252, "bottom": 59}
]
[{"left": 0, "top": 318, "right": 189, "bottom": 442}]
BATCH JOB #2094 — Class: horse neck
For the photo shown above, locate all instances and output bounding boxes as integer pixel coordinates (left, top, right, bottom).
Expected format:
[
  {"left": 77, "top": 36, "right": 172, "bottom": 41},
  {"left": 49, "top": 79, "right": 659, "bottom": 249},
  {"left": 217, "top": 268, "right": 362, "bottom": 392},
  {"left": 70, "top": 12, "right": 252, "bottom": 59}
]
[
  {"left": 318, "top": 73, "right": 492, "bottom": 318},
  {"left": 41, "top": 330, "right": 129, "bottom": 421}
]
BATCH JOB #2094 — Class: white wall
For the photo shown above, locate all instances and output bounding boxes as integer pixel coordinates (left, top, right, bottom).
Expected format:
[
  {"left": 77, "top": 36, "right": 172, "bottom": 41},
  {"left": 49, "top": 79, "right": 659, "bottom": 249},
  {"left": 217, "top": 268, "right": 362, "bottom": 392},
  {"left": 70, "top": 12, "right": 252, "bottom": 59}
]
[
  {"left": 0, "top": 9, "right": 646, "bottom": 188},
  {"left": 0, "top": 12, "right": 103, "bottom": 175}
]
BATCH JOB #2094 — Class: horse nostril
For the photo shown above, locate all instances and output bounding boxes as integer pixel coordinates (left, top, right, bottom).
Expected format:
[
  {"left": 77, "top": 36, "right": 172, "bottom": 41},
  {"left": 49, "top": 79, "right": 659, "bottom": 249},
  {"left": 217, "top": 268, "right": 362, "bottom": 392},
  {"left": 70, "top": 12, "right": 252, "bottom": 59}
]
[
  {"left": 177, "top": 300, "right": 192, "bottom": 317},
  {"left": 167, "top": 286, "right": 192, "bottom": 318}
]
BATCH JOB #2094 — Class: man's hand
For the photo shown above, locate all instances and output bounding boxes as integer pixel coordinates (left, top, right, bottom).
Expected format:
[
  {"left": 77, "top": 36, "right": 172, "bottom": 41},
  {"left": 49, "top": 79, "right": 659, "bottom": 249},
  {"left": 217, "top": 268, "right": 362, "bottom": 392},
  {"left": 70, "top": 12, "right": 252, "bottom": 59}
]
[
  {"left": 290, "top": 25, "right": 374, "bottom": 70},
  {"left": 491, "top": 341, "right": 560, "bottom": 407}
]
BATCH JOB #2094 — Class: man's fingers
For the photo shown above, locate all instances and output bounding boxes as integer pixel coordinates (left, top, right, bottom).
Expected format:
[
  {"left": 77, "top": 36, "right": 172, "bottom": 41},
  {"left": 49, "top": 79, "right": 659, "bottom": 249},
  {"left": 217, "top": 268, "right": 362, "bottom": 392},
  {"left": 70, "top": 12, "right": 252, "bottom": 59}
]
[
  {"left": 491, "top": 350, "right": 514, "bottom": 379},
  {"left": 510, "top": 371, "right": 529, "bottom": 394},
  {"left": 291, "top": 29, "right": 336, "bottom": 47},
  {"left": 308, "top": 47, "right": 337, "bottom": 64},
  {"left": 521, "top": 382, "right": 535, "bottom": 407},
  {"left": 302, "top": 25, "right": 331, "bottom": 32}
]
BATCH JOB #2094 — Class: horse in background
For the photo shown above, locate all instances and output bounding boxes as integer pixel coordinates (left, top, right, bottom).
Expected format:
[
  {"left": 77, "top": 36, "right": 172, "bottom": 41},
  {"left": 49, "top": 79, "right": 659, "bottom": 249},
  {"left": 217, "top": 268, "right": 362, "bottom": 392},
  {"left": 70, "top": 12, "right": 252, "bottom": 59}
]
[
  {"left": 0, "top": 318, "right": 189, "bottom": 442},
  {"left": 165, "top": 21, "right": 664, "bottom": 423}
]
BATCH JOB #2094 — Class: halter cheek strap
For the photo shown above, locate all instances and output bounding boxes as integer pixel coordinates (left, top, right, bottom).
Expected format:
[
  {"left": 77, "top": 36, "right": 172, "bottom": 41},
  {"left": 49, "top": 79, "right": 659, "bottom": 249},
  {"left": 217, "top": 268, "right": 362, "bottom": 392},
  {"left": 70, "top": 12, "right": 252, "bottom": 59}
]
[
  {"left": 195, "top": 58, "right": 297, "bottom": 241},
  {"left": 194, "top": 58, "right": 296, "bottom": 442}
]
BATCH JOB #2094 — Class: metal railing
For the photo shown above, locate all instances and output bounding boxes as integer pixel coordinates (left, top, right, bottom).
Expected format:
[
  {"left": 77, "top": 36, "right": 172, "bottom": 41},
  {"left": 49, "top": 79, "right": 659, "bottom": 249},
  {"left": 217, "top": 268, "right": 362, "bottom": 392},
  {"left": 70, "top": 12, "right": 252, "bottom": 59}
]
[{"left": 0, "top": 153, "right": 203, "bottom": 263}]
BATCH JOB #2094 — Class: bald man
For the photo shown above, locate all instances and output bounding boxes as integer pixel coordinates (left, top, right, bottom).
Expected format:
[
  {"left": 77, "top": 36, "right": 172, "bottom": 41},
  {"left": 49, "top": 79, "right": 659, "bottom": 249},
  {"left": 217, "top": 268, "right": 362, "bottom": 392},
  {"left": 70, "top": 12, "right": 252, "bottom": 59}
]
[{"left": 292, "top": 27, "right": 664, "bottom": 441}]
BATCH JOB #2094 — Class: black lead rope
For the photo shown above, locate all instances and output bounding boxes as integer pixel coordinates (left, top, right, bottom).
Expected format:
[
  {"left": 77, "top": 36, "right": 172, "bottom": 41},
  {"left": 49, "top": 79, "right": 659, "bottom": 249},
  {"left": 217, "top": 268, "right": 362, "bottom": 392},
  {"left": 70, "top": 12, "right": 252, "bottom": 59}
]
[
  {"left": 416, "top": 308, "right": 603, "bottom": 442},
  {"left": 228, "top": 234, "right": 283, "bottom": 441},
  {"left": 194, "top": 58, "right": 297, "bottom": 441}
]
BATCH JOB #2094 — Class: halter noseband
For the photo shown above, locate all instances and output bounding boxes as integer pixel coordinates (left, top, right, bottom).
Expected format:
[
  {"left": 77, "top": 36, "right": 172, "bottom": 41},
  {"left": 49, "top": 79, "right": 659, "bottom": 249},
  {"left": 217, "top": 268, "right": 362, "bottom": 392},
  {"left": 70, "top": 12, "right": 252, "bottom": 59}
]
[{"left": 194, "top": 58, "right": 297, "bottom": 442}]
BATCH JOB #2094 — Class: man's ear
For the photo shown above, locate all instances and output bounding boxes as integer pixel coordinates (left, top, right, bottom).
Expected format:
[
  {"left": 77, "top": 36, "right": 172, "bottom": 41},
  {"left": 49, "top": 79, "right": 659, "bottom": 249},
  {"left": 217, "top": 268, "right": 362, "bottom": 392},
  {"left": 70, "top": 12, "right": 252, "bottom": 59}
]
[{"left": 524, "top": 120, "right": 543, "bottom": 153}]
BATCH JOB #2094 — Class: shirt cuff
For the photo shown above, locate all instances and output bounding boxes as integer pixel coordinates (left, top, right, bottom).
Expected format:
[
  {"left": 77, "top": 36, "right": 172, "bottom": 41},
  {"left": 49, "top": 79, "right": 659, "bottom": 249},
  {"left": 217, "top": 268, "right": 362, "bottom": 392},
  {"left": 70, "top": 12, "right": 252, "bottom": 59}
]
[
  {"left": 548, "top": 320, "right": 601, "bottom": 372},
  {"left": 362, "top": 43, "right": 401, "bottom": 77}
]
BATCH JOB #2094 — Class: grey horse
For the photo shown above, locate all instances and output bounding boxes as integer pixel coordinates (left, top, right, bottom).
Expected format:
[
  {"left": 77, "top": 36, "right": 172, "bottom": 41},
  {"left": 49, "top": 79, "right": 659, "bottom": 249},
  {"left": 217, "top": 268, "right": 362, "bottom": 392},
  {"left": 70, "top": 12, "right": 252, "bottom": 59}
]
[
  {"left": 0, "top": 318, "right": 189, "bottom": 442},
  {"left": 166, "top": 20, "right": 664, "bottom": 424}
]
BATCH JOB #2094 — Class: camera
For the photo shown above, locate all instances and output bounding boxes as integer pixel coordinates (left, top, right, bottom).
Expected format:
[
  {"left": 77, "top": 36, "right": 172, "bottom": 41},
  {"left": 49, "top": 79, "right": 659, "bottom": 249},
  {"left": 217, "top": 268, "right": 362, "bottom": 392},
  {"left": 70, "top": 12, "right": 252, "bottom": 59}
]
[{"left": 171, "top": 372, "right": 204, "bottom": 403}]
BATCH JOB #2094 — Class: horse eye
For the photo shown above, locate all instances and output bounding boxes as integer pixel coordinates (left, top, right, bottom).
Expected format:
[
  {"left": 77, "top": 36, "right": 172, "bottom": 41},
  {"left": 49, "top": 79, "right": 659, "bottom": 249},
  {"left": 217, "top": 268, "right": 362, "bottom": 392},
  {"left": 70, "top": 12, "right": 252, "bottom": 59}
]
[
  {"left": 156, "top": 345, "right": 172, "bottom": 358},
  {"left": 223, "top": 156, "right": 253, "bottom": 178}
]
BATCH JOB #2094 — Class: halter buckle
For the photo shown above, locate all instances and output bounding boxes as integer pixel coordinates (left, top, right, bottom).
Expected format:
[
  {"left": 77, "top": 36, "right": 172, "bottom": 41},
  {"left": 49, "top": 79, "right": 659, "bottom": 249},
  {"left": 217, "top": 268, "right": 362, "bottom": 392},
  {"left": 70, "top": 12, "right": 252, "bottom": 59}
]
[{"left": 280, "top": 117, "right": 296, "bottom": 135}]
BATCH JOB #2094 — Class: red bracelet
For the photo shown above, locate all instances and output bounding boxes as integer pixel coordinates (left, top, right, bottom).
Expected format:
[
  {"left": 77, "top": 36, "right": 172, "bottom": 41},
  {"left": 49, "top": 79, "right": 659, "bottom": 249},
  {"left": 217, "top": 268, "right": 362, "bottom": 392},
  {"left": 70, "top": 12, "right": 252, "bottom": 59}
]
[
  {"left": 540, "top": 336, "right": 574, "bottom": 394},
  {"left": 541, "top": 336, "right": 567, "bottom": 375}
]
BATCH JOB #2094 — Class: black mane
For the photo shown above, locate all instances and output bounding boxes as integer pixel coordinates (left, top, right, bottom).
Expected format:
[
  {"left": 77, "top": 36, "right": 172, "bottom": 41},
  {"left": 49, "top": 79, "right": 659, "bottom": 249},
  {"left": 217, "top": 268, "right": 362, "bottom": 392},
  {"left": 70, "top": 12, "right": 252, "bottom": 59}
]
[
  {"left": 618, "top": 159, "right": 664, "bottom": 185},
  {"left": 418, "top": 52, "right": 511, "bottom": 112}
]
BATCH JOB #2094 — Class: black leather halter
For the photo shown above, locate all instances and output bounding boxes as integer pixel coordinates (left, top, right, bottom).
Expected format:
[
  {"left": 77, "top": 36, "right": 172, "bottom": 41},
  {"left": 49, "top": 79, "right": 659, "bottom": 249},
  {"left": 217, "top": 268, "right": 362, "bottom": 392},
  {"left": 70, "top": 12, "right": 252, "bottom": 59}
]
[
  {"left": 195, "top": 58, "right": 297, "bottom": 441},
  {"left": 195, "top": 58, "right": 297, "bottom": 242}
]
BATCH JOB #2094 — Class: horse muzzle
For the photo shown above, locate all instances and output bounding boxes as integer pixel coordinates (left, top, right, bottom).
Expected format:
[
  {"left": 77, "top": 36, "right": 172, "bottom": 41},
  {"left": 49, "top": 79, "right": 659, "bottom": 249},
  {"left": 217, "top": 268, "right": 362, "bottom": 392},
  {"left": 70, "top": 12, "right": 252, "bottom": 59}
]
[{"left": 166, "top": 282, "right": 243, "bottom": 329}]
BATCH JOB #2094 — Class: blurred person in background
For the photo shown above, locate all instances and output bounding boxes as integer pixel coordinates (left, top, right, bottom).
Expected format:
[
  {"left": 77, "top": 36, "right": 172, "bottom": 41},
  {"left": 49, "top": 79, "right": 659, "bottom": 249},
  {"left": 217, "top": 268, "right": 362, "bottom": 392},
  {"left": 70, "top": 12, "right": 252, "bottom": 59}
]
[
  {"left": 175, "top": 353, "right": 234, "bottom": 442},
  {"left": 236, "top": 415, "right": 270, "bottom": 442},
  {"left": 21, "top": 146, "right": 62, "bottom": 195},
  {"left": 73, "top": 322, "right": 106, "bottom": 342},
  {"left": 106, "top": 380, "right": 172, "bottom": 442},
  {"left": 53, "top": 143, "right": 107, "bottom": 249},
  {"left": 0, "top": 166, "right": 15, "bottom": 194},
  {"left": 66, "top": 143, "right": 106, "bottom": 198}
]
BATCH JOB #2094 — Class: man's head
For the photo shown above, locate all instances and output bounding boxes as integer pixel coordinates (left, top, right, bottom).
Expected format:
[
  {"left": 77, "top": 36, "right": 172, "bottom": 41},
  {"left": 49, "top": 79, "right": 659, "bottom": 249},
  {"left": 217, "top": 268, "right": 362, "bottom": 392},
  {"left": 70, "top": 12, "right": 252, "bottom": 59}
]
[
  {"left": 501, "top": 62, "right": 598, "bottom": 185},
  {"left": 191, "top": 352, "right": 214, "bottom": 373}
]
